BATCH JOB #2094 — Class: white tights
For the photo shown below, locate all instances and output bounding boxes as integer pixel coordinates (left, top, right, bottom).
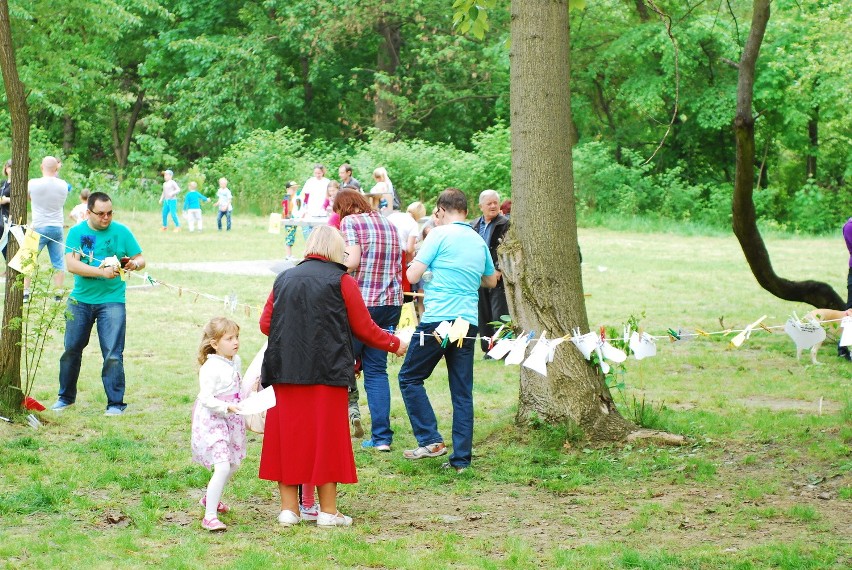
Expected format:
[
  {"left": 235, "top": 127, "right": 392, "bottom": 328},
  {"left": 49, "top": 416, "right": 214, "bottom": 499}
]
[{"left": 205, "top": 461, "right": 237, "bottom": 519}]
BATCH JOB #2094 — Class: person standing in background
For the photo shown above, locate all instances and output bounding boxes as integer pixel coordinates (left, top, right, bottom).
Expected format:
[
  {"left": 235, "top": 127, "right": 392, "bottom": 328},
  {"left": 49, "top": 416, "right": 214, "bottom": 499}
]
[
  {"left": 840, "top": 218, "right": 852, "bottom": 360},
  {"left": 25, "top": 156, "right": 70, "bottom": 302},
  {"left": 215, "top": 178, "right": 233, "bottom": 231},
  {"left": 159, "top": 169, "right": 181, "bottom": 232},
  {"left": 471, "top": 190, "right": 511, "bottom": 356}
]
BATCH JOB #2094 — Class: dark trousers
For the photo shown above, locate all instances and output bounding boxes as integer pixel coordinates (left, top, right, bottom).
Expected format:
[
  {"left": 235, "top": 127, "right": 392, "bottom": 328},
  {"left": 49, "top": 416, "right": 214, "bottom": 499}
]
[
  {"left": 841, "top": 268, "right": 852, "bottom": 359},
  {"left": 478, "top": 284, "right": 510, "bottom": 353}
]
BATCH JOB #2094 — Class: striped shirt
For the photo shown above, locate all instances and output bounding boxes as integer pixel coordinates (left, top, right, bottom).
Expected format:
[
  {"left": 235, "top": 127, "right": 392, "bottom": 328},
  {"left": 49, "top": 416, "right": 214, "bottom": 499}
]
[{"left": 340, "top": 211, "right": 403, "bottom": 307}]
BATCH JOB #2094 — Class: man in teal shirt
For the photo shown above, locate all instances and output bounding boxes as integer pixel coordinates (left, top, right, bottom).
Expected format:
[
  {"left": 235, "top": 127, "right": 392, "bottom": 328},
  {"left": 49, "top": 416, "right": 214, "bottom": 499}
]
[
  {"left": 398, "top": 188, "right": 498, "bottom": 472},
  {"left": 52, "top": 192, "right": 146, "bottom": 415}
]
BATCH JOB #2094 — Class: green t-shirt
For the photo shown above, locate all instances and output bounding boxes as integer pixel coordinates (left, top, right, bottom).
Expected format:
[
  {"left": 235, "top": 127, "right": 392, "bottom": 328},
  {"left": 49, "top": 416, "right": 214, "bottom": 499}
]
[{"left": 66, "top": 221, "right": 142, "bottom": 304}]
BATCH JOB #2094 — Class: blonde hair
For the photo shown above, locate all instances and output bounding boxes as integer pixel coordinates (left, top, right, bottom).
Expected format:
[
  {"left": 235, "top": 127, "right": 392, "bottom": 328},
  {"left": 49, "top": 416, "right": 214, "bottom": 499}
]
[
  {"left": 372, "top": 167, "right": 392, "bottom": 188},
  {"left": 198, "top": 317, "right": 240, "bottom": 366},
  {"left": 304, "top": 225, "right": 345, "bottom": 264},
  {"left": 406, "top": 201, "right": 426, "bottom": 221}
]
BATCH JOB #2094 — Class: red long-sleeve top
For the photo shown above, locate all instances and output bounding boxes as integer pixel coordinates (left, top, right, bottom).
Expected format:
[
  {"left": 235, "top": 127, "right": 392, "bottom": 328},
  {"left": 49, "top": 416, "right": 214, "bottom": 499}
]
[{"left": 260, "top": 259, "right": 401, "bottom": 353}]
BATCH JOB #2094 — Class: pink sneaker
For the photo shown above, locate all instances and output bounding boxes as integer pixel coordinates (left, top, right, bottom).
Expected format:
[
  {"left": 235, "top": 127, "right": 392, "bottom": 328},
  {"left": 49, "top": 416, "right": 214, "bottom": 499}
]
[
  {"left": 199, "top": 496, "right": 230, "bottom": 513},
  {"left": 201, "top": 517, "right": 227, "bottom": 531}
]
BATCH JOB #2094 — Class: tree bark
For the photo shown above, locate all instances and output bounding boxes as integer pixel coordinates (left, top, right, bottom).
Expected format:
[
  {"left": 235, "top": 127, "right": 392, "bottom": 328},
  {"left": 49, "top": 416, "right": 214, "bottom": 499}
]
[
  {"left": 63, "top": 114, "right": 75, "bottom": 155},
  {"left": 508, "top": 0, "right": 632, "bottom": 441},
  {"left": 0, "top": 0, "right": 30, "bottom": 413},
  {"left": 731, "top": 0, "right": 842, "bottom": 310},
  {"left": 374, "top": 19, "right": 402, "bottom": 132}
]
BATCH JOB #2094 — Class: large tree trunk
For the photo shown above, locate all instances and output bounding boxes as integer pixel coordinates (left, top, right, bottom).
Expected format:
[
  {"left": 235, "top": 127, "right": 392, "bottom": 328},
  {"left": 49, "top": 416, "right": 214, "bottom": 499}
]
[
  {"left": 373, "top": 19, "right": 402, "bottom": 132},
  {"left": 731, "top": 0, "right": 842, "bottom": 310},
  {"left": 507, "top": 0, "right": 632, "bottom": 441},
  {"left": 0, "top": 0, "right": 29, "bottom": 413}
]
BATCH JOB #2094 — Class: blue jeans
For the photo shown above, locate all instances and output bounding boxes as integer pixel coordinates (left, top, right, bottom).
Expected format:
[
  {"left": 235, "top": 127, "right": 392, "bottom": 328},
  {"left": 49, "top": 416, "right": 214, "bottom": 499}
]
[
  {"left": 58, "top": 301, "right": 127, "bottom": 410},
  {"left": 217, "top": 209, "right": 231, "bottom": 231},
  {"left": 162, "top": 199, "right": 179, "bottom": 228},
  {"left": 398, "top": 320, "right": 478, "bottom": 468},
  {"left": 36, "top": 225, "right": 66, "bottom": 270},
  {"left": 352, "top": 305, "right": 402, "bottom": 445}
]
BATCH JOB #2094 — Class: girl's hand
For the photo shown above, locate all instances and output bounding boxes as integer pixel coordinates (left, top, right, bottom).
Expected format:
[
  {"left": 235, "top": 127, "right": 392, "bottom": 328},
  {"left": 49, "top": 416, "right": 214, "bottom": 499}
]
[{"left": 227, "top": 404, "right": 242, "bottom": 413}]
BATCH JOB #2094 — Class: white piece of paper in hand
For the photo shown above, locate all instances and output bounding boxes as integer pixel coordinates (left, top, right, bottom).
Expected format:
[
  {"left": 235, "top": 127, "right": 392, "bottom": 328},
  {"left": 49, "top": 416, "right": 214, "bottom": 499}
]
[
  {"left": 236, "top": 385, "right": 276, "bottom": 416},
  {"left": 396, "top": 328, "right": 415, "bottom": 346},
  {"left": 839, "top": 316, "right": 852, "bottom": 347}
]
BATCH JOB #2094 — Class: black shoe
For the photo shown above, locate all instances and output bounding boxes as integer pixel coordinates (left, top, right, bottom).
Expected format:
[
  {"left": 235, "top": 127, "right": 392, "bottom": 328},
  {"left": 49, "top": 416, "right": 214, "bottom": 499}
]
[{"left": 22, "top": 293, "right": 30, "bottom": 303}]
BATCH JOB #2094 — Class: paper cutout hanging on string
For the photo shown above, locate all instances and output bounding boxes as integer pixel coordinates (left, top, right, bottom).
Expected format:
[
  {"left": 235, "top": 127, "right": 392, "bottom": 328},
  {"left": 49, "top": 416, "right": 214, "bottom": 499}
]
[
  {"left": 783, "top": 317, "right": 826, "bottom": 352},
  {"left": 268, "top": 213, "right": 282, "bottom": 234},
  {"left": 522, "top": 332, "right": 551, "bottom": 376},
  {"left": 840, "top": 316, "right": 852, "bottom": 348},
  {"left": 505, "top": 332, "right": 533, "bottom": 365},
  {"left": 447, "top": 318, "right": 470, "bottom": 344},
  {"left": 397, "top": 302, "right": 418, "bottom": 330},
  {"left": 600, "top": 341, "right": 627, "bottom": 363},
  {"left": 730, "top": 315, "right": 767, "bottom": 348},
  {"left": 570, "top": 330, "right": 599, "bottom": 360},
  {"left": 487, "top": 337, "right": 514, "bottom": 360},
  {"left": 8, "top": 228, "right": 41, "bottom": 275},
  {"left": 0, "top": 221, "right": 9, "bottom": 254},
  {"left": 629, "top": 331, "right": 657, "bottom": 360}
]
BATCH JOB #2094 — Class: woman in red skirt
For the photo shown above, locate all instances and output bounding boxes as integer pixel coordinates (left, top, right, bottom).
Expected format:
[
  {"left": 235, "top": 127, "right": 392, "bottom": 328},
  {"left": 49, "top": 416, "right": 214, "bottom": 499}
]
[{"left": 259, "top": 225, "right": 407, "bottom": 527}]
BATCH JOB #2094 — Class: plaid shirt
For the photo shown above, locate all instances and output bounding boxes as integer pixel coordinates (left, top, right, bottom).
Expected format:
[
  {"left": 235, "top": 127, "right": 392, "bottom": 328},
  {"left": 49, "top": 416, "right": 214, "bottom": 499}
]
[{"left": 341, "top": 211, "right": 403, "bottom": 307}]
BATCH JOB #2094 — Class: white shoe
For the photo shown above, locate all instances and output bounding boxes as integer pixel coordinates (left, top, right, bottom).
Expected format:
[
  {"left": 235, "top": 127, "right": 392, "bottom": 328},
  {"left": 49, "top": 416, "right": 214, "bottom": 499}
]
[
  {"left": 317, "top": 511, "right": 352, "bottom": 528},
  {"left": 277, "top": 509, "right": 301, "bottom": 526}
]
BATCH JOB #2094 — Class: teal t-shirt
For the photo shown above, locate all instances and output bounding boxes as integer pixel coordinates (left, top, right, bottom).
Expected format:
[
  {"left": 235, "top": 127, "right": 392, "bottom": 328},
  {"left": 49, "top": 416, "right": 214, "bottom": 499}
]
[
  {"left": 415, "top": 221, "right": 495, "bottom": 324},
  {"left": 65, "top": 221, "right": 142, "bottom": 304}
]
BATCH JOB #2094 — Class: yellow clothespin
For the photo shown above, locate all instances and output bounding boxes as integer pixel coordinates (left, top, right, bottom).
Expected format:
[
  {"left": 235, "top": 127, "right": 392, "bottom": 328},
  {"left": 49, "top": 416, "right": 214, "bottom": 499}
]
[
  {"left": 694, "top": 328, "right": 710, "bottom": 337},
  {"left": 730, "top": 315, "right": 767, "bottom": 348}
]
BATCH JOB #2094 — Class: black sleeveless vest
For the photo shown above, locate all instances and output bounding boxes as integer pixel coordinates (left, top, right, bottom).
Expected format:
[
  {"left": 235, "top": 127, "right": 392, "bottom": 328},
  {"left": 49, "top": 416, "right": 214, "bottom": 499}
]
[{"left": 261, "top": 258, "right": 355, "bottom": 388}]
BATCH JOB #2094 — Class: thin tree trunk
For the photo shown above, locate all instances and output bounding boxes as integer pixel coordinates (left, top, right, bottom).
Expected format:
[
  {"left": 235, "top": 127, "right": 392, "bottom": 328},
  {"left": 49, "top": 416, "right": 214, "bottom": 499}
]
[
  {"left": 374, "top": 19, "right": 402, "bottom": 132},
  {"left": 63, "top": 114, "right": 75, "bottom": 155},
  {"left": 0, "top": 0, "right": 29, "bottom": 413},
  {"left": 508, "top": 0, "right": 632, "bottom": 441},
  {"left": 806, "top": 107, "right": 817, "bottom": 179},
  {"left": 111, "top": 90, "right": 144, "bottom": 171},
  {"left": 299, "top": 55, "right": 314, "bottom": 109},
  {"left": 731, "top": 0, "right": 842, "bottom": 309}
]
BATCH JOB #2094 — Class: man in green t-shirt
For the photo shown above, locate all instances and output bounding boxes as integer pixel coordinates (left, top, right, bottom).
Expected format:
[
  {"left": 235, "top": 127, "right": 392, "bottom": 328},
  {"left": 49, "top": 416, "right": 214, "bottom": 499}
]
[{"left": 52, "top": 192, "right": 146, "bottom": 416}]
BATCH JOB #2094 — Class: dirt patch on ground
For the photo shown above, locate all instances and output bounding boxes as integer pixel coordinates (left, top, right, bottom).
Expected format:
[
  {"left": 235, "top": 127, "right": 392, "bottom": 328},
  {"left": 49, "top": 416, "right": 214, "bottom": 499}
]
[
  {"left": 337, "top": 452, "right": 851, "bottom": 558},
  {"left": 737, "top": 396, "right": 841, "bottom": 413}
]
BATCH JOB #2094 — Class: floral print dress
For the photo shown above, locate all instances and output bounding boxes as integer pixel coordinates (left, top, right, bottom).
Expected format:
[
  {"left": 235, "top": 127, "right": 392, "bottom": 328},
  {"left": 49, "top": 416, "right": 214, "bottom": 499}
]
[{"left": 191, "top": 354, "right": 246, "bottom": 468}]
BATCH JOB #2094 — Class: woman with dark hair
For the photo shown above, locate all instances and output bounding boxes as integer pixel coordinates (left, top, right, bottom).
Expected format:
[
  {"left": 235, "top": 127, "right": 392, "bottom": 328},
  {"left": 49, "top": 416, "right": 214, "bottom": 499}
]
[{"left": 259, "top": 226, "right": 407, "bottom": 527}]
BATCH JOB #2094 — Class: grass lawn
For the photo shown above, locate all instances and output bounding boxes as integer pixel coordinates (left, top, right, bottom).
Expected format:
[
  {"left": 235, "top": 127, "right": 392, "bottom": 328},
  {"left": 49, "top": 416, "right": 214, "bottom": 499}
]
[{"left": 1, "top": 211, "right": 850, "bottom": 569}]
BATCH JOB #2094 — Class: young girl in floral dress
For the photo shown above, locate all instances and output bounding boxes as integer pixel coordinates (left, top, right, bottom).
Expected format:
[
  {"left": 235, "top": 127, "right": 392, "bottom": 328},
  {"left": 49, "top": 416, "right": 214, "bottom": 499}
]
[{"left": 191, "top": 317, "right": 246, "bottom": 531}]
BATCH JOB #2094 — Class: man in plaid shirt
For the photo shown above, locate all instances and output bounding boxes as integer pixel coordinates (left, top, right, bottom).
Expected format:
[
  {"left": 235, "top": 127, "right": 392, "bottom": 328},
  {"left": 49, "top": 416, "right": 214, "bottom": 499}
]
[{"left": 335, "top": 190, "right": 403, "bottom": 451}]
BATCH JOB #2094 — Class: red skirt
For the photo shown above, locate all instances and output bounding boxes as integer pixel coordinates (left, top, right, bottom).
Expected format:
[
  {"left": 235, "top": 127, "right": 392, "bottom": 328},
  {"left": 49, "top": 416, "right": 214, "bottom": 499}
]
[{"left": 259, "top": 383, "right": 357, "bottom": 485}]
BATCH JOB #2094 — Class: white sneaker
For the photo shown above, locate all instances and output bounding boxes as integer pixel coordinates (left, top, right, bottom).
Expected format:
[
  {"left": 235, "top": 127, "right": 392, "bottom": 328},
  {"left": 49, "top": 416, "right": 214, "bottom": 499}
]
[
  {"left": 277, "top": 509, "right": 301, "bottom": 526},
  {"left": 299, "top": 503, "right": 319, "bottom": 521},
  {"left": 317, "top": 511, "right": 352, "bottom": 528}
]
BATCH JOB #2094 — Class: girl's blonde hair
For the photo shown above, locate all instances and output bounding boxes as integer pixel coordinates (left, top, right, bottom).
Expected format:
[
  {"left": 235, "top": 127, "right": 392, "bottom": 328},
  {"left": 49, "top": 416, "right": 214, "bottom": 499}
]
[
  {"left": 406, "top": 201, "right": 426, "bottom": 221},
  {"left": 304, "top": 225, "right": 346, "bottom": 264},
  {"left": 198, "top": 317, "right": 240, "bottom": 365}
]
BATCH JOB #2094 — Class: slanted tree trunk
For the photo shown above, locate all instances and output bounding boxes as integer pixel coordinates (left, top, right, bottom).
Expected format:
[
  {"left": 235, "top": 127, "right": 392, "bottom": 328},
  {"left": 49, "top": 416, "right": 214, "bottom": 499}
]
[
  {"left": 506, "top": 0, "right": 633, "bottom": 441},
  {"left": 373, "top": 19, "right": 402, "bottom": 132},
  {"left": 0, "top": 0, "right": 30, "bottom": 413},
  {"left": 111, "top": 90, "right": 145, "bottom": 171},
  {"left": 731, "top": 0, "right": 842, "bottom": 310}
]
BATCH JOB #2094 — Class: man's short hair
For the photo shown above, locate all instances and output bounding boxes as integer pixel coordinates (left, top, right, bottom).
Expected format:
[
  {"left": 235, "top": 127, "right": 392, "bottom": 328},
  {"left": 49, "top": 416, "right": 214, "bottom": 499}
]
[
  {"left": 339, "top": 163, "right": 353, "bottom": 175},
  {"left": 479, "top": 189, "right": 500, "bottom": 205},
  {"left": 436, "top": 188, "right": 468, "bottom": 214},
  {"left": 88, "top": 191, "right": 111, "bottom": 211}
]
